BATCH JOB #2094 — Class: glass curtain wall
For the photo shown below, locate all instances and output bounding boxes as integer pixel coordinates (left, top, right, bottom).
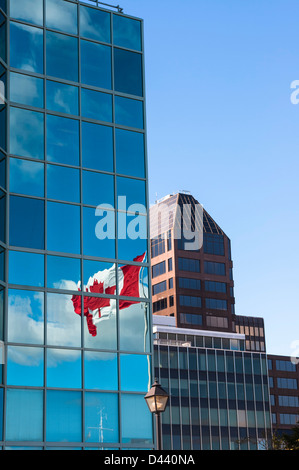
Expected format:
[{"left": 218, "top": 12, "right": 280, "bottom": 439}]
[
  {"left": 0, "top": 0, "right": 153, "bottom": 450},
  {"left": 154, "top": 345, "right": 272, "bottom": 450}
]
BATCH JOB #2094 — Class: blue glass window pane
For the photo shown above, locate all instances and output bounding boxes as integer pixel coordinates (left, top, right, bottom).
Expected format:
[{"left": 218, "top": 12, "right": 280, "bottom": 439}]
[
  {"left": 10, "top": 107, "right": 44, "bottom": 159},
  {"left": 10, "top": 158, "right": 44, "bottom": 197},
  {"left": 82, "top": 121, "right": 113, "bottom": 172},
  {"left": 84, "top": 351, "right": 117, "bottom": 390},
  {"left": 6, "top": 389, "right": 43, "bottom": 441},
  {"left": 10, "top": 22, "right": 43, "bottom": 73},
  {"left": 0, "top": 248, "right": 4, "bottom": 282},
  {"left": 47, "top": 201, "right": 80, "bottom": 254},
  {"left": 119, "top": 302, "right": 150, "bottom": 353},
  {"left": 117, "top": 176, "right": 146, "bottom": 209},
  {"left": 9, "top": 251, "right": 44, "bottom": 287},
  {"left": 81, "top": 88, "right": 112, "bottom": 122},
  {"left": 47, "top": 255, "right": 80, "bottom": 291},
  {"left": 46, "top": 31, "right": 78, "bottom": 82},
  {"left": 83, "top": 296, "right": 117, "bottom": 350},
  {"left": 10, "top": 0, "right": 43, "bottom": 26},
  {"left": 114, "top": 48, "right": 143, "bottom": 97},
  {"left": 0, "top": 21, "right": 6, "bottom": 64},
  {"left": 117, "top": 222, "right": 148, "bottom": 264},
  {"left": 121, "top": 394, "right": 152, "bottom": 444},
  {"left": 46, "top": 0, "right": 77, "bottom": 35},
  {"left": 81, "top": 40, "right": 111, "bottom": 90},
  {"left": 47, "top": 292, "right": 81, "bottom": 347},
  {"left": 46, "top": 80, "right": 79, "bottom": 115},
  {"left": 7, "top": 345, "right": 44, "bottom": 386},
  {"left": 0, "top": 190, "right": 5, "bottom": 243},
  {"left": 47, "top": 164, "right": 80, "bottom": 203},
  {"left": 82, "top": 170, "right": 114, "bottom": 207},
  {"left": 83, "top": 206, "right": 115, "bottom": 258},
  {"left": 80, "top": 5, "right": 110, "bottom": 43},
  {"left": 0, "top": 107, "right": 6, "bottom": 153},
  {"left": 46, "top": 390, "right": 82, "bottom": 442},
  {"left": 9, "top": 196, "right": 44, "bottom": 249},
  {"left": 8, "top": 289, "right": 44, "bottom": 344},
  {"left": 113, "top": 15, "right": 141, "bottom": 51},
  {"left": 47, "top": 115, "right": 79, "bottom": 165},
  {"left": 115, "top": 129, "right": 145, "bottom": 178},
  {"left": 0, "top": 388, "right": 3, "bottom": 441},
  {"left": 0, "top": 156, "right": 5, "bottom": 189},
  {"left": 120, "top": 354, "right": 150, "bottom": 392},
  {"left": 85, "top": 392, "right": 118, "bottom": 443},
  {"left": 47, "top": 348, "right": 81, "bottom": 388},
  {"left": 115, "top": 96, "right": 144, "bottom": 129},
  {"left": 10, "top": 72, "right": 44, "bottom": 108},
  {"left": 83, "top": 259, "right": 115, "bottom": 289}
]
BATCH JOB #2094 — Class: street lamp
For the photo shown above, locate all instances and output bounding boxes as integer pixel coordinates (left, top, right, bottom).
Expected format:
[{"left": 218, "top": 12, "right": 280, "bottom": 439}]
[{"left": 144, "top": 379, "right": 169, "bottom": 450}]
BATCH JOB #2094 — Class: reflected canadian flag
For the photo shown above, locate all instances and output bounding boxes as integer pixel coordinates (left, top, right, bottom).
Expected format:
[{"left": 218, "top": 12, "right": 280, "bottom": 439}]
[{"left": 72, "top": 253, "right": 146, "bottom": 337}]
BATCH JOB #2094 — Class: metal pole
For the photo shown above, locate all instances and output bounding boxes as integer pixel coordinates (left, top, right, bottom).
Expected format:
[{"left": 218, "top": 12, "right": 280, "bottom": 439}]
[{"left": 155, "top": 412, "right": 161, "bottom": 450}]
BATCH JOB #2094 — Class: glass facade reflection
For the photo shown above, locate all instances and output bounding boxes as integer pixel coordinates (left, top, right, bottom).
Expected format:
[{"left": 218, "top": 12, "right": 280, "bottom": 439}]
[{"left": 1, "top": 0, "right": 152, "bottom": 450}]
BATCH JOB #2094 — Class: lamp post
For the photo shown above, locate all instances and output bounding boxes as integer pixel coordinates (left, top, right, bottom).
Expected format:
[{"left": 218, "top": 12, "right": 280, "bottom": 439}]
[{"left": 144, "top": 379, "right": 169, "bottom": 450}]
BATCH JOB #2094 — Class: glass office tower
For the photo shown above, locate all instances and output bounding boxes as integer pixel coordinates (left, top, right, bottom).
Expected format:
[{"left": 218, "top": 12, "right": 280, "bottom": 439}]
[{"left": 0, "top": 0, "right": 153, "bottom": 449}]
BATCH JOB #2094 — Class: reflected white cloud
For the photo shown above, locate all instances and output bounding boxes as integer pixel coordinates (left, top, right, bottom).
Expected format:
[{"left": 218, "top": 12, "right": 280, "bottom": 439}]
[
  {"left": 46, "top": 0, "right": 77, "bottom": 35},
  {"left": 47, "top": 292, "right": 81, "bottom": 347},
  {"left": 8, "top": 291, "right": 44, "bottom": 345}
]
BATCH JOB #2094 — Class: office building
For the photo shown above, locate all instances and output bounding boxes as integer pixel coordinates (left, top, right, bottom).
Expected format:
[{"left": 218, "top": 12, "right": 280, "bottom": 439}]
[
  {"left": 150, "top": 192, "right": 298, "bottom": 448},
  {"left": 0, "top": 0, "right": 153, "bottom": 449},
  {"left": 153, "top": 316, "right": 272, "bottom": 450},
  {"left": 267, "top": 354, "right": 299, "bottom": 437},
  {"left": 150, "top": 192, "right": 236, "bottom": 334}
]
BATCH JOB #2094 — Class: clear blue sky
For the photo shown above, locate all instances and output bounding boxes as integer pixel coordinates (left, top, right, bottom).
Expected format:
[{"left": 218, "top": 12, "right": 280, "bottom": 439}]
[{"left": 121, "top": 0, "right": 299, "bottom": 357}]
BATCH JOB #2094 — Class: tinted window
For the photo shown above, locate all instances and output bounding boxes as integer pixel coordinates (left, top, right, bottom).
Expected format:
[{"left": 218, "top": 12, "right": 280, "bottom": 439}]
[
  {"left": 84, "top": 352, "right": 117, "bottom": 390},
  {"left": 8, "top": 251, "right": 44, "bottom": 287},
  {"left": 10, "top": 22, "right": 43, "bottom": 73},
  {"left": 8, "top": 289, "right": 44, "bottom": 344},
  {"left": 113, "top": 15, "right": 141, "bottom": 51},
  {"left": 114, "top": 48, "right": 143, "bottom": 97},
  {"left": 81, "top": 40, "right": 111, "bottom": 90},
  {"left": 85, "top": 392, "right": 118, "bottom": 443},
  {"left": 81, "top": 121, "right": 113, "bottom": 172},
  {"left": 117, "top": 176, "right": 146, "bottom": 210},
  {"left": 47, "top": 201, "right": 80, "bottom": 254},
  {"left": 10, "top": 0, "right": 43, "bottom": 26},
  {"left": 10, "top": 158, "right": 44, "bottom": 197},
  {"left": 46, "top": 80, "right": 79, "bottom": 115},
  {"left": 47, "top": 349, "right": 81, "bottom": 388},
  {"left": 47, "top": 255, "right": 81, "bottom": 291},
  {"left": 81, "top": 88, "right": 112, "bottom": 122},
  {"left": 80, "top": 5, "right": 110, "bottom": 43},
  {"left": 46, "top": 390, "right": 82, "bottom": 442},
  {"left": 10, "top": 107, "right": 44, "bottom": 159},
  {"left": 47, "top": 164, "right": 80, "bottom": 203},
  {"left": 82, "top": 170, "right": 114, "bottom": 207},
  {"left": 6, "top": 389, "right": 43, "bottom": 441},
  {"left": 83, "top": 206, "right": 115, "bottom": 259},
  {"left": 46, "top": 0, "right": 77, "bottom": 35},
  {"left": 9, "top": 196, "right": 44, "bottom": 249},
  {"left": 47, "top": 115, "right": 79, "bottom": 165},
  {"left": 46, "top": 31, "right": 78, "bottom": 82},
  {"left": 115, "top": 96, "right": 144, "bottom": 129},
  {"left": 10, "top": 72, "right": 44, "bottom": 108},
  {"left": 121, "top": 394, "right": 152, "bottom": 444},
  {"left": 7, "top": 345, "right": 44, "bottom": 386},
  {"left": 115, "top": 129, "right": 145, "bottom": 178}
]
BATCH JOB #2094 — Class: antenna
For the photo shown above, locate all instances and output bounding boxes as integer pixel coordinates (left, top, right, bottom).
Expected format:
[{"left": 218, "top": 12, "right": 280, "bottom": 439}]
[{"left": 97, "top": 2, "right": 124, "bottom": 13}]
